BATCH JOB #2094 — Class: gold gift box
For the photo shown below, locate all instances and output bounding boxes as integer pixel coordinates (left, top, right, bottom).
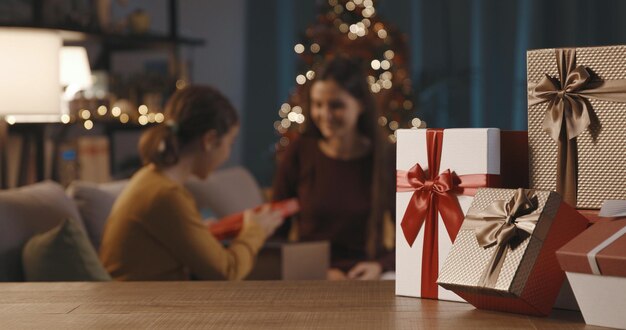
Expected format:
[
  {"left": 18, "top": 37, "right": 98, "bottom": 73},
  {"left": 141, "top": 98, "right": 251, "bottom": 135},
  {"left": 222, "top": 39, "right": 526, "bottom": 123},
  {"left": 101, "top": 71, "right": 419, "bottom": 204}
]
[
  {"left": 437, "top": 188, "right": 588, "bottom": 315},
  {"left": 527, "top": 45, "right": 626, "bottom": 209}
]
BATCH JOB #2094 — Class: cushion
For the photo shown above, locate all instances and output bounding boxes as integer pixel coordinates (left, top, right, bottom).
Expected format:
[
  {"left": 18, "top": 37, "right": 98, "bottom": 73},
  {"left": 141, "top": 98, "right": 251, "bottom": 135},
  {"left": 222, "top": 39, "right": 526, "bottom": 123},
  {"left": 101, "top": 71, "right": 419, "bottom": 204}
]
[
  {"left": 22, "top": 218, "right": 111, "bottom": 281},
  {"left": 0, "top": 181, "right": 86, "bottom": 281},
  {"left": 185, "top": 166, "right": 264, "bottom": 218},
  {"left": 67, "top": 180, "right": 128, "bottom": 251}
]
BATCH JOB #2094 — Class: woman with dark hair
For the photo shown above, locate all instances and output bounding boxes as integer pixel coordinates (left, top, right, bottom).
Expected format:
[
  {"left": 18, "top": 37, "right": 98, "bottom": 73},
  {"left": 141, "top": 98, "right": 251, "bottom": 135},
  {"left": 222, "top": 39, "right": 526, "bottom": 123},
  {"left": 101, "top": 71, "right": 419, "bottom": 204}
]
[
  {"left": 100, "top": 85, "right": 282, "bottom": 281},
  {"left": 272, "top": 56, "right": 395, "bottom": 280}
]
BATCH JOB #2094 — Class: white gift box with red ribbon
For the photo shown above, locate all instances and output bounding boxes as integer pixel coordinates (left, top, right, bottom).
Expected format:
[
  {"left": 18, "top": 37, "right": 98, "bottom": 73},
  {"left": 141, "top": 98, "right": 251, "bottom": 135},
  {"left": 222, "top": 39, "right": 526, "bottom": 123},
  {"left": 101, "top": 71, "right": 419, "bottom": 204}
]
[{"left": 395, "top": 128, "right": 503, "bottom": 301}]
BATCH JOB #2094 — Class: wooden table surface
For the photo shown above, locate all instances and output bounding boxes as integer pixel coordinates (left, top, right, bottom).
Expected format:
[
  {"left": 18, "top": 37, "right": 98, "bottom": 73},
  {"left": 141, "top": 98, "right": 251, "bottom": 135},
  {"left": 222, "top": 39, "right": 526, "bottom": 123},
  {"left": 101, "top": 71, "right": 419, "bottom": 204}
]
[{"left": 0, "top": 280, "right": 602, "bottom": 329}]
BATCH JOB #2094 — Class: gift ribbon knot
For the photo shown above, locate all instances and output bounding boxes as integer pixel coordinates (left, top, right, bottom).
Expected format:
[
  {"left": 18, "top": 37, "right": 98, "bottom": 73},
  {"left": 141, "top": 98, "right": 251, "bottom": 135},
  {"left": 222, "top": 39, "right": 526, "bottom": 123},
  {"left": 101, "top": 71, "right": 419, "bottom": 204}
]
[
  {"left": 406, "top": 165, "right": 454, "bottom": 193},
  {"left": 465, "top": 188, "right": 540, "bottom": 288},
  {"left": 398, "top": 165, "right": 459, "bottom": 247}
]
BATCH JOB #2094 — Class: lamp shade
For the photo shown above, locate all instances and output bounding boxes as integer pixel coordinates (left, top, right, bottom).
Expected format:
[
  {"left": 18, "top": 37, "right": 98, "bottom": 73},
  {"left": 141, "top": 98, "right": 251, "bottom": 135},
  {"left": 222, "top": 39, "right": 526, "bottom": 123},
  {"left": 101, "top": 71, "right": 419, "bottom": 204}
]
[
  {"left": 60, "top": 46, "right": 92, "bottom": 89},
  {"left": 0, "top": 28, "right": 61, "bottom": 117}
]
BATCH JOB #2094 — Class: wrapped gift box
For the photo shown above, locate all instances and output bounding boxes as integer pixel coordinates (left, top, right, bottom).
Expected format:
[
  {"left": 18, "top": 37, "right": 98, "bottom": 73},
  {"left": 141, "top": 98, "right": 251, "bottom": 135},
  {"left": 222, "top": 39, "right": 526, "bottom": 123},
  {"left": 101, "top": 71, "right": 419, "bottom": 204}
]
[
  {"left": 554, "top": 200, "right": 626, "bottom": 311},
  {"left": 395, "top": 128, "right": 528, "bottom": 301},
  {"left": 437, "top": 188, "right": 588, "bottom": 315},
  {"left": 556, "top": 203, "right": 626, "bottom": 328},
  {"left": 527, "top": 45, "right": 626, "bottom": 209},
  {"left": 577, "top": 200, "right": 626, "bottom": 224}
]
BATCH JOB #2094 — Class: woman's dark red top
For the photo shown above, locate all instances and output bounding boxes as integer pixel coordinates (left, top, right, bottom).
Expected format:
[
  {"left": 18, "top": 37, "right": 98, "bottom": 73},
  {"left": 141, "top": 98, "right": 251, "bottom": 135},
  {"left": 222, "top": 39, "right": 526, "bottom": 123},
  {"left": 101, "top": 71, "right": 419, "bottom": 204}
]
[{"left": 272, "top": 136, "right": 394, "bottom": 272}]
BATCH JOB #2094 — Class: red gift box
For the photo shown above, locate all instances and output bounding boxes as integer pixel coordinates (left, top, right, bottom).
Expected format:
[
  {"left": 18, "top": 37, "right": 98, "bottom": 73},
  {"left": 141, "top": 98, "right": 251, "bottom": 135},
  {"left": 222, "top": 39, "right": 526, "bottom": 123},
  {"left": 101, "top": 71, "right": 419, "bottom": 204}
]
[
  {"left": 556, "top": 216, "right": 626, "bottom": 328},
  {"left": 557, "top": 219, "right": 626, "bottom": 277},
  {"left": 208, "top": 199, "right": 299, "bottom": 240}
]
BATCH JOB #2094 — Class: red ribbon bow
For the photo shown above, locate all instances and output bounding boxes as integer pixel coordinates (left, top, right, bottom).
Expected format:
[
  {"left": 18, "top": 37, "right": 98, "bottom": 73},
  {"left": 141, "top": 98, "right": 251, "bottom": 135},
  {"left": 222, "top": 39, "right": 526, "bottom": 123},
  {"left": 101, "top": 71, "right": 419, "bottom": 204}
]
[
  {"left": 396, "top": 129, "right": 499, "bottom": 299},
  {"left": 397, "top": 165, "right": 461, "bottom": 247}
]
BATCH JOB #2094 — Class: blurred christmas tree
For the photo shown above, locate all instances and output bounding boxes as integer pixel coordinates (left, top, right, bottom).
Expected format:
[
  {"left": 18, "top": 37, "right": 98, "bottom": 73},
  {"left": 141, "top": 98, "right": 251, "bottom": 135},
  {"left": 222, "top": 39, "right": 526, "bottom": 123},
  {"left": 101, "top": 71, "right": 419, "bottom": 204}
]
[{"left": 274, "top": 0, "right": 424, "bottom": 151}]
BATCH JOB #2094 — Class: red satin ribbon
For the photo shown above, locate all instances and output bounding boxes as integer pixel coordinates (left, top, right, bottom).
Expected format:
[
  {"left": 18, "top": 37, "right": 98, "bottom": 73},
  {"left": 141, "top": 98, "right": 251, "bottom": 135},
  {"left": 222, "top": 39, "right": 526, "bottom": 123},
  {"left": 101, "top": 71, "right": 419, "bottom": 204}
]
[{"left": 396, "top": 129, "right": 499, "bottom": 299}]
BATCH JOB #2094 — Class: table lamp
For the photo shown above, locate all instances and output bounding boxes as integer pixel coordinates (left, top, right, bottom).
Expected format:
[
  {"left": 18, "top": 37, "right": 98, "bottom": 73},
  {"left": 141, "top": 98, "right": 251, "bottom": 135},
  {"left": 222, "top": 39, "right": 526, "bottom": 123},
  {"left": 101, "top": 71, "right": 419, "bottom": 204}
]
[
  {"left": 60, "top": 46, "right": 93, "bottom": 117},
  {"left": 0, "top": 28, "right": 62, "bottom": 188}
]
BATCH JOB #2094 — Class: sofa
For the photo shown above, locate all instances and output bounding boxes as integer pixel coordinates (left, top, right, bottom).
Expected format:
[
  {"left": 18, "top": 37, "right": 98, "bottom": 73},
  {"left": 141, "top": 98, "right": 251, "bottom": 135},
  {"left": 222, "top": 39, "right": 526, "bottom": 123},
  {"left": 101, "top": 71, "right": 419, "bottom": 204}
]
[{"left": 0, "top": 167, "right": 269, "bottom": 282}]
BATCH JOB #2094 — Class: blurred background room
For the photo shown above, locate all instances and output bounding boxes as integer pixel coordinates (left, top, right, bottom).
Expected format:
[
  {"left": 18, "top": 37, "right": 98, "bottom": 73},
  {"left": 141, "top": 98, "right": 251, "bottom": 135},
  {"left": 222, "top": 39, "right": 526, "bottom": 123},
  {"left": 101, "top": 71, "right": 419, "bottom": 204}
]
[
  {"left": 3, "top": 0, "right": 626, "bottom": 187},
  {"left": 2, "top": 0, "right": 626, "bottom": 283}
]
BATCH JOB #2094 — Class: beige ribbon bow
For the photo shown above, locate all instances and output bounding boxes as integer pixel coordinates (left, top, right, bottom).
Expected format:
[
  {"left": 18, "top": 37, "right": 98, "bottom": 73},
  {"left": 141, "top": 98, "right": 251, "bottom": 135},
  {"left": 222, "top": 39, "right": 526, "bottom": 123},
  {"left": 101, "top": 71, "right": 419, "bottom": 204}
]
[
  {"left": 528, "top": 48, "right": 626, "bottom": 206},
  {"left": 465, "top": 189, "right": 540, "bottom": 288}
]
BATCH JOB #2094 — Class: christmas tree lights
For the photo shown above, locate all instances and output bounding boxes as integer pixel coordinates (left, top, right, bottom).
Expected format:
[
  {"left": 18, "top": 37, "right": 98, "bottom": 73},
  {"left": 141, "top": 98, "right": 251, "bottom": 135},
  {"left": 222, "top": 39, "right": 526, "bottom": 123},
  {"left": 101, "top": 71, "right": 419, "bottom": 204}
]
[{"left": 275, "top": 0, "right": 424, "bottom": 150}]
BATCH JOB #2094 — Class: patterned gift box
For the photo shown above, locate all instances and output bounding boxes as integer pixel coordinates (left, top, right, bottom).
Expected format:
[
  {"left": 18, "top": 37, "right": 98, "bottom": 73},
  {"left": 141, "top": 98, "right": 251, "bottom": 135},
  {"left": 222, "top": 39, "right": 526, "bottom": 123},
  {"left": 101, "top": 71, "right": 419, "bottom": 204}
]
[
  {"left": 395, "top": 129, "right": 527, "bottom": 301},
  {"left": 527, "top": 46, "right": 626, "bottom": 209},
  {"left": 437, "top": 188, "right": 588, "bottom": 316}
]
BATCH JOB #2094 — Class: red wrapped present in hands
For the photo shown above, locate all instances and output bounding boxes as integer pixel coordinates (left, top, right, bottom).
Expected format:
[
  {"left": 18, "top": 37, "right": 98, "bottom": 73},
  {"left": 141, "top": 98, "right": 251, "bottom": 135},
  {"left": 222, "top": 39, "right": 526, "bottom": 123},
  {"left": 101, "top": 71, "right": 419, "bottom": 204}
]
[{"left": 208, "top": 198, "right": 300, "bottom": 240}]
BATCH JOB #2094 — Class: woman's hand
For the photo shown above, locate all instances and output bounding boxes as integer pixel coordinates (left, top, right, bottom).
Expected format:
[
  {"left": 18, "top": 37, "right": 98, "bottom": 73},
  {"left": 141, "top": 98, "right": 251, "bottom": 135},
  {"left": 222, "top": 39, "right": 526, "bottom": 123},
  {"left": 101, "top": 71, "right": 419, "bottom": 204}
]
[
  {"left": 327, "top": 268, "right": 347, "bottom": 281},
  {"left": 244, "top": 205, "right": 283, "bottom": 237},
  {"left": 347, "top": 262, "right": 383, "bottom": 280}
]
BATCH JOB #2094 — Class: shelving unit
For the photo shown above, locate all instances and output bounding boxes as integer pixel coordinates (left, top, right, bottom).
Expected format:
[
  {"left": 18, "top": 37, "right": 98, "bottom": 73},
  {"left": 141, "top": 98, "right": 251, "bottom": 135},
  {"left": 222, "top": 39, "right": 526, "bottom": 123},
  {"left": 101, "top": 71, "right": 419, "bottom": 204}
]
[
  {"left": 2, "top": 0, "right": 205, "bottom": 186},
  {"left": 0, "top": 24, "right": 203, "bottom": 45}
]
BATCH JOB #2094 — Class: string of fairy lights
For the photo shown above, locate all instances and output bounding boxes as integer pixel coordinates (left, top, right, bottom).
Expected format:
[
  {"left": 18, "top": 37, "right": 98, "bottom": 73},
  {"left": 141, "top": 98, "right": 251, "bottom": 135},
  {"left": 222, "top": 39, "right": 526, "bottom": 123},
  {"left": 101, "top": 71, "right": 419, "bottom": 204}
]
[
  {"left": 274, "top": 0, "right": 424, "bottom": 149},
  {"left": 64, "top": 104, "right": 166, "bottom": 130},
  {"left": 2, "top": 102, "right": 167, "bottom": 129},
  {"left": 47, "top": 79, "right": 188, "bottom": 130}
]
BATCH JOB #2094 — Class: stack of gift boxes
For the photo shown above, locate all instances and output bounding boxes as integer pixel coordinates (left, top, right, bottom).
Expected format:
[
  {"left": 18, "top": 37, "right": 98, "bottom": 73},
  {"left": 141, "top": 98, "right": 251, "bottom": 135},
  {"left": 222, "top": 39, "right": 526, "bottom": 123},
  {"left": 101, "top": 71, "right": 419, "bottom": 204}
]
[{"left": 395, "top": 45, "right": 626, "bottom": 329}]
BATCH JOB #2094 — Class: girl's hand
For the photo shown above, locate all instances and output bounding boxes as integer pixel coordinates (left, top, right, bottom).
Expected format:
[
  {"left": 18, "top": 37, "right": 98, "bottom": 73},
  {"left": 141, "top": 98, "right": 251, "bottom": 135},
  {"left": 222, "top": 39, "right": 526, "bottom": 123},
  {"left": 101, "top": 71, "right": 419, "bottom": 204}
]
[
  {"left": 203, "top": 217, "right": 217, "bottom": 225},
  {"left": 347, "top": 262, "right": 382, "bottom": 280},
  {"left": 244, "top": 205, "right": 283, "bottom": 237}
]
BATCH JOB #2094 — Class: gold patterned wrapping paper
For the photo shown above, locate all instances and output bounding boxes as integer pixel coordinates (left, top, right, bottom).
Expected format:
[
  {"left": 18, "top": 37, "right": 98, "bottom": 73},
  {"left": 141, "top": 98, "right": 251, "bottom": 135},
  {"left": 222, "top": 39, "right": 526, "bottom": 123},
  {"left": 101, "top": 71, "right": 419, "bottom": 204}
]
[
  {"left": 437, "top": 188, "right": 561, "bottom": 297},
  {"left": 527, "top": 46, "right": 626, "bottom": 209}
]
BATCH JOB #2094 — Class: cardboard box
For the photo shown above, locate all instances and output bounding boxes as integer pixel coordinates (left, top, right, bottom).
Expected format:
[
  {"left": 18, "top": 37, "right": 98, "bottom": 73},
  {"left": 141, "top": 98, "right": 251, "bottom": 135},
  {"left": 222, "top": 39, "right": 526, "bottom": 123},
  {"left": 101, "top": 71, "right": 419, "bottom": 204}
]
[
  {"left": 77, "top": 136, "right": 111, "bottom": 183},
  {"left": 556, "top": 217, "right": 626, "bottom": 328},
  {"left": 246, "top": 241, "right": 329, "bottom": 280},
  {"left": 437, "top": 188, "right": 588, "bottom": 315},
  {"left": 395, "top": 129, "right": 527, "bottom": 301}
]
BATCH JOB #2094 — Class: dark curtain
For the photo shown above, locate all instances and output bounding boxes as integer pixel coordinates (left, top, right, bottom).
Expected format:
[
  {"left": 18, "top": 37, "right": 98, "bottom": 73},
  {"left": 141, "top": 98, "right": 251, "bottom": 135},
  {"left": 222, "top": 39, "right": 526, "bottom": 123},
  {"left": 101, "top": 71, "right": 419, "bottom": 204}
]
[{"left": 399, "top": 0, "right": 626, "bottom": 130}]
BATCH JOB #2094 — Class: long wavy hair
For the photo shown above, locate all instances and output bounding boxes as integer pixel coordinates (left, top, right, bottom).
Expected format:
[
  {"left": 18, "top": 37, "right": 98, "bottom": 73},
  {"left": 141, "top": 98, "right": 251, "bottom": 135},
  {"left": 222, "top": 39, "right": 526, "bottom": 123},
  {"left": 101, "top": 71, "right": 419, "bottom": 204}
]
[{"left": 303, "top": 56, "right": 391, "bottom": 259}]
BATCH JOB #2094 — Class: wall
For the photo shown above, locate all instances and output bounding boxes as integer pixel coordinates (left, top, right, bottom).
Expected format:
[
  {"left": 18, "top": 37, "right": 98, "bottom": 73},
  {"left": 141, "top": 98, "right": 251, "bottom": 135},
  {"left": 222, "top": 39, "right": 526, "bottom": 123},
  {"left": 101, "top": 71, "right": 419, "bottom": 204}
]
[
  {"left": 179, "top": 0, "right": 247, "bottom": 166},
  {"left": 107, "top": 0, "right": 248, "bottom": 169}
]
